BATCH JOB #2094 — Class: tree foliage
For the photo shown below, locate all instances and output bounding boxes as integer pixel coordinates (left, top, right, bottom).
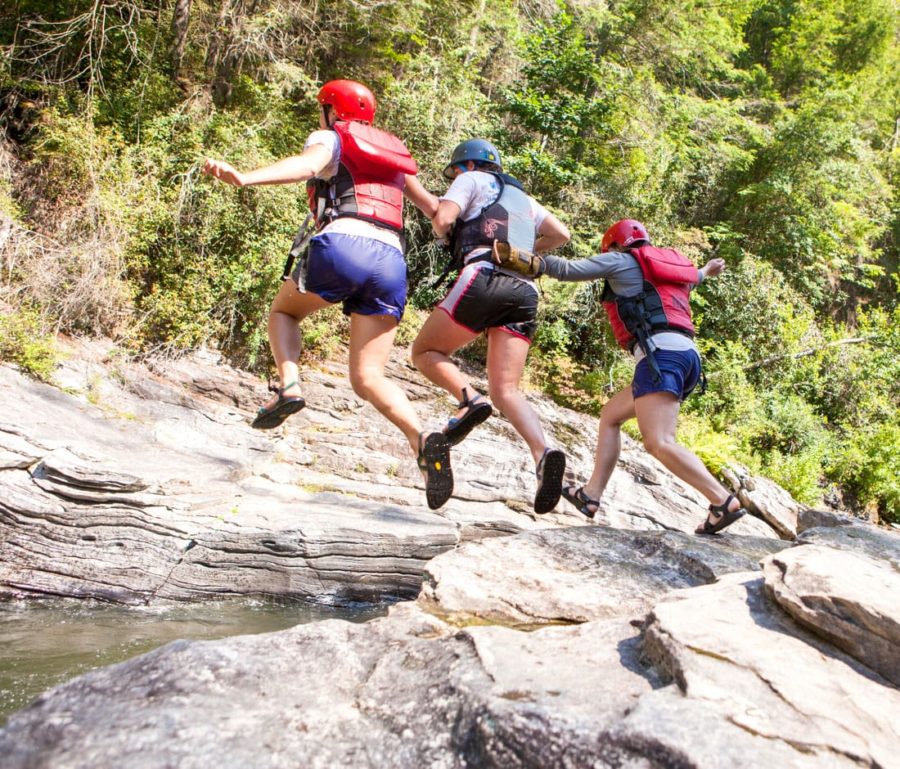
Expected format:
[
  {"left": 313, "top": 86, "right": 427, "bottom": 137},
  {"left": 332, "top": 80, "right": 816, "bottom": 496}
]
[{"left": 0, "top": 0, "right": 897, "bottom": 520}]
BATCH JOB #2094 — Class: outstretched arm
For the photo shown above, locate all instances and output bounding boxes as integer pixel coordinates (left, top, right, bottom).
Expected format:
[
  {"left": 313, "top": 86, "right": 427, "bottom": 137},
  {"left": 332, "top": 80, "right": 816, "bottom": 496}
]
[
  {"left": 698, "top": 257, "right": 726, "bottom": 282},
  {"left": 202, "top": 143, "right": 332, "bottom": 187},
  {"left": 534, "top": 213, "right": 570, "bottom": 253},
  {"left": 541, "top": 251, "right": 634, "bottom": 282},
  {"left": 403, "top": 174, "right": 440, "bottom": 218}
]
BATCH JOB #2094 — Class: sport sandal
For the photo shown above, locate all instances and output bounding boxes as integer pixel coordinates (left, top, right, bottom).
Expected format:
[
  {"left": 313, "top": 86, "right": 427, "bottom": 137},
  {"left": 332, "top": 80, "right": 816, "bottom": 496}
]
[
  {"left": 417, "top": 432, "right": 454, "bottom": 510},
  {"left": 443, "top": 387, "right": 493, "bottom": 446},
  {"left": 695, "top": 494, "right": 746, "bottom": 535},
  {"left": 534, "top": 448, "right": 566, "bottom": 514},
  {"left": 251, "top": 380, "right": 306, "bottom": 430},
  {"left": 561, "top": 485, "right": 600, "bottom": 519}
]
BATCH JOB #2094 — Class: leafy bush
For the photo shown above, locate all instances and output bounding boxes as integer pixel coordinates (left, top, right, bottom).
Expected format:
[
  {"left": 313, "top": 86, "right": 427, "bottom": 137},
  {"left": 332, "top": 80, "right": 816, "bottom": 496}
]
[
  {"left": 1, "top": 0, "right": 897, "bottom": 519},
  {"left": 828, "top": 423, "right": 900, "bottom": 523},
  {"left": 0, "top": 306, "right": 58, "bottom": 380}
]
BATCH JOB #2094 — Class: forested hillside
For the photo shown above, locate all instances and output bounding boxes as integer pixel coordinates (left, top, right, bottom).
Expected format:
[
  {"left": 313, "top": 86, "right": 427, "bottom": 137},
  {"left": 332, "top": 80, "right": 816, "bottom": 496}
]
[{"left": 0, "top": 0, "right": 897, "bottom": 520}]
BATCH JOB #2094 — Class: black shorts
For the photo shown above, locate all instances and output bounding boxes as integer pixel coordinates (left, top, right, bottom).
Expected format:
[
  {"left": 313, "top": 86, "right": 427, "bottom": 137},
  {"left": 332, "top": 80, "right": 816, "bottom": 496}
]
[{"left": 437, "top": 261, "right": 539, "bottom": 342}]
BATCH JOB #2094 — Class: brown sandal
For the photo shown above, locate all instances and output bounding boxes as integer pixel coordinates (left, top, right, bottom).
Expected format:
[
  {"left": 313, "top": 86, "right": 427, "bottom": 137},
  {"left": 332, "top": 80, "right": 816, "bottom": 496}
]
[
  {"left": 695, "top": 494, "right": 745, "bottom": 535},
  {"left": 561, "top": 485, "right": 600, "bottom": 519}
]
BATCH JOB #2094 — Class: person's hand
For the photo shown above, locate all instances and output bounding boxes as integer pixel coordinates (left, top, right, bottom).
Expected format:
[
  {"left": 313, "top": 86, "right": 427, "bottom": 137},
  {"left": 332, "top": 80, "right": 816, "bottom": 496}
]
[
  {"left": 700, "top": 257, "right": 726, "bottom": 280},
  {"left": 202, "top": 158, "right": 245, "bottom": 187}
]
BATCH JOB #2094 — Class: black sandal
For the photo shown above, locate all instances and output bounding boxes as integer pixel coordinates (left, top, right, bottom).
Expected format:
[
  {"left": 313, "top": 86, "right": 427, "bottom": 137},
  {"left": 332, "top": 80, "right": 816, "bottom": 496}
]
[
  {"left": 695, "top": 494, "right": 746, "bottom": 535},
  {"left": 561, "top": 485, "right": 600, "bottom": 519},
  {"left": 534, "top": 448, "right": 566, "bottom": 514},
  {"left": 251, "top": 380, "right": 306, "bottom": 430},
  {"left": 417, "top": 432, "right": 453, "bottom": 510},
  {"left": 443, "top": 387, "right": 493, "bottom": 446}
]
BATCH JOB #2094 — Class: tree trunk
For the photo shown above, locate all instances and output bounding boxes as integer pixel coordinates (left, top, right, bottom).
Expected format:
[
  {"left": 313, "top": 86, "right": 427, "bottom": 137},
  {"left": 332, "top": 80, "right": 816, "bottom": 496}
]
[{"left": 170, "top": 0, "right": 192, "bottom": 77}]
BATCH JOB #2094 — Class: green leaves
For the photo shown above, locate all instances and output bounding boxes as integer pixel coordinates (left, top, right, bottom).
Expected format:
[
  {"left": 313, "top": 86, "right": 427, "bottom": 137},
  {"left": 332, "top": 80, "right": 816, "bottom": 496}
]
[{"left": 2, "top": 0, "right": 898, "bottom": 517}]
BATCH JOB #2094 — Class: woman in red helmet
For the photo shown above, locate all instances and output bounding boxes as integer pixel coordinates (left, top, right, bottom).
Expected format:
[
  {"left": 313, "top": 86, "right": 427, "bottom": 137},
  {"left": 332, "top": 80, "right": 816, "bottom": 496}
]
[
  {"left": 203, "top": 80, "right": 453, "bottom": 510},
  {"left": 540, "top": 219, "right": 747, "bottom": 535}
]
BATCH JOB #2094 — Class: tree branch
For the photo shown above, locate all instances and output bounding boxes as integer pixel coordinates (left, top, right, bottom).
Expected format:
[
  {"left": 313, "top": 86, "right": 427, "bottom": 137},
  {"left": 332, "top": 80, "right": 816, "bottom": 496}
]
[{"left": 743, "top": 336, "right": 878, "bottom": 371}]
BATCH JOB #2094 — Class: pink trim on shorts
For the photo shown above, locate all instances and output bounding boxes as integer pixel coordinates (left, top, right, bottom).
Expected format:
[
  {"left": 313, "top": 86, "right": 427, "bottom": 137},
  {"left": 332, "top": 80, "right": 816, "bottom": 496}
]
[
  {"left": 442, "top": 267, "right": 482, "bottom": 316},
  {"left": 489, "top": 325, "right": 533, "bottom": 345}
]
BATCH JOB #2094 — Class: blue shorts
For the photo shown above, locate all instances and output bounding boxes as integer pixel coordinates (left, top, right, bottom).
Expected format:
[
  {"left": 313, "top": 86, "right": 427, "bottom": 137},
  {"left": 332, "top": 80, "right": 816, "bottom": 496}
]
[
  {"left": 299, "top": 232, "right": 407, "bottom": 321},
  {"left": 632, "top": 348, "right": 702, "bottom": 401}
]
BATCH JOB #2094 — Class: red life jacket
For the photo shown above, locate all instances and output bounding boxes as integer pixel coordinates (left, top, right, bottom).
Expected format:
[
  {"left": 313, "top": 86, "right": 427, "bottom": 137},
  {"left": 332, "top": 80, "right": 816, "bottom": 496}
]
[
  {"left": 307, "top": 121, "right": 417, "bottom": 233},
  {"left": 602, "top": 245, "right": 698, "bottom": 351}
]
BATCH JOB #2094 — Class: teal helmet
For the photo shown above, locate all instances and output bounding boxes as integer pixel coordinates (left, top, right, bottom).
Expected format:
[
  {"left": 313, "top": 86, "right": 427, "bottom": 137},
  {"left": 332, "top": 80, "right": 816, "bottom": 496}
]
[{"left": 443, "top": 138, "right": 502, "bottom": 179}]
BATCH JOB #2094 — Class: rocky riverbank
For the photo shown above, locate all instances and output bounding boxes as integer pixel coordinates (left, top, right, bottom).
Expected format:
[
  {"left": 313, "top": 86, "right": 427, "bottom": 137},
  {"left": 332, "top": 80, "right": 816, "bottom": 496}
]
[{"left": 1, "top": 339, "right": 897, "bottom": 767}]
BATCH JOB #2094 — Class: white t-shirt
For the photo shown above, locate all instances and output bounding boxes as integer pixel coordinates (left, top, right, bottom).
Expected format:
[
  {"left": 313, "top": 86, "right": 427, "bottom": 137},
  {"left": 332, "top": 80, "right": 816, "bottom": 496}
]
[
  {"left": 304, "top": 129, "right": 403, "bottom": 251},
  {"left": 439, "top": 170, "right": 549, "bottom": 259}
]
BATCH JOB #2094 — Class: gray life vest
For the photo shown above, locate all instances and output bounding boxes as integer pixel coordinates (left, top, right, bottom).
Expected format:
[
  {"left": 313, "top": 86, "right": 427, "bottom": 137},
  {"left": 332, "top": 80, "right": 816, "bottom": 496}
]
[{"left": 450, "top": 172, "right": 536, "bottom": 262}]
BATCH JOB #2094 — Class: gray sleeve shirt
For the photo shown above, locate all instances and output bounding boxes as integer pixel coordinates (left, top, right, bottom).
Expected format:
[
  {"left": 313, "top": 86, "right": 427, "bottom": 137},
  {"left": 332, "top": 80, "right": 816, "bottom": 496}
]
[
  {"left": 541, "top": 252, "right": 645, "bottom": 296},
  {"left": 542, "top": 252, "right": 702, "bottom": 297}
]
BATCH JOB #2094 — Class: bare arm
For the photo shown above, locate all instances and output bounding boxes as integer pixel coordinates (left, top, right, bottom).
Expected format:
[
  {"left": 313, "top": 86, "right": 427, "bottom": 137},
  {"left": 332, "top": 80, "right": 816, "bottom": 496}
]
[
  {"left": 698, "top": 257, "right": 725, "bottom": 282},
  {"left": 432, "top": 199, "right": 461, "bottom": 237},
  {"left": 202, "top": 143, "right": 332, "bottom": 187},
  {"left": 403, "top": 174, "right": 439, "bottom": 218},
  {"left": 533, "top": 212, "right": 570, "bottom": 254}
]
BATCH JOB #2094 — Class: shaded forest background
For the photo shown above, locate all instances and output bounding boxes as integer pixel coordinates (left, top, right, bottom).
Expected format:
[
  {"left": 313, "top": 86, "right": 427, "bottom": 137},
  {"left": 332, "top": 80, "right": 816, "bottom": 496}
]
[{"left": 0, "top": 0, "right": 897, "bottom": 520}]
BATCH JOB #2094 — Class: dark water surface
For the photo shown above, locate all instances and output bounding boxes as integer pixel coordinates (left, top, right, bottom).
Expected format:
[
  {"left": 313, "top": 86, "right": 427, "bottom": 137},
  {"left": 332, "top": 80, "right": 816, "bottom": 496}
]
[{"left": 0, "top": 598, "right": 386, "bottom": 725}]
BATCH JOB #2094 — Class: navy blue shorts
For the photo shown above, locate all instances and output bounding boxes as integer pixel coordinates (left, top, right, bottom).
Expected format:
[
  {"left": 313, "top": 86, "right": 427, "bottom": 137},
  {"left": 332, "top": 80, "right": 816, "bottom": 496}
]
[
  {"left": 298, "top": 232, "right": 407, "bottom": 321},
  {"left": 437, "top": 262, "right": 539, "bottom": 342},
  {"left": 632, "top": 348, "right": 702, "bottom": 401}
]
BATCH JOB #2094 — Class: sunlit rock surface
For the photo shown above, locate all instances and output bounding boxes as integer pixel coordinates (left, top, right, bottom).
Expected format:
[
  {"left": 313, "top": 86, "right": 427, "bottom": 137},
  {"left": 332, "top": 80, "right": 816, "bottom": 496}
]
[{"left": 4, "top": 343, "right": 897, "bottom": 768}]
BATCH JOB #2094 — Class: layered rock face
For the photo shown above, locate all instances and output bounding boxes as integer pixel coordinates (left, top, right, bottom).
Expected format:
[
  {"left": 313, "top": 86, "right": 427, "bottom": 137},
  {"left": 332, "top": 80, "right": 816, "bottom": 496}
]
[{"left": 1, "top": 343, "right": 897, "bottom": 768}]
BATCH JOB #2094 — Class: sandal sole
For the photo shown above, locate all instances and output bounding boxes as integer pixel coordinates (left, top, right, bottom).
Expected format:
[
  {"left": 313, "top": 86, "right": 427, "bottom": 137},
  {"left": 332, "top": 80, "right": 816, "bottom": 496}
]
[
  {"left": 534, "top": 449, "right": 566, "bottom": 514},
  {"left": 443, "top": 402, "right": 493, "bottom": 446},
  {"left": 251, "top": 397, "right": 306, "bottom": 430},
  {"left": 422, "top": 433, "right": 453, "bottom": 510}
]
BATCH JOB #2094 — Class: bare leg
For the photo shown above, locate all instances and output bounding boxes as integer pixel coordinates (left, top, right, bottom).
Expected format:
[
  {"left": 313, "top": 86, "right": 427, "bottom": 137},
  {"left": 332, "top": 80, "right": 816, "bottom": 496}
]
[
  {"left": 348, "top": 312, "right": 424, "bottom": 455},
  {"left": 263, "top": 281, "right": 332, "bottom": 408},
  {"left": 485, "top": 329, "right": 547, "bottom": 465},
  {"left": 580, "top": 386, "right": 635, "bottom": 505},
  {"left": 410, "top": 309, "right": 481, "bottom": 420},
  {"left": 634, "top": 391, "right": 740, "bottom": 524}
]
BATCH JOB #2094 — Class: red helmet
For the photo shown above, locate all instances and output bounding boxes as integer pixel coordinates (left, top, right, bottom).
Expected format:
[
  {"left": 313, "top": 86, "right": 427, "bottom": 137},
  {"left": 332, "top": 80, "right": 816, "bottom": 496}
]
[
  {"left": 601, "top": 219, "right": 651, "bottom": 252},
  {"left": 317, "top": 80, "right": 376, "bottom": 123}
]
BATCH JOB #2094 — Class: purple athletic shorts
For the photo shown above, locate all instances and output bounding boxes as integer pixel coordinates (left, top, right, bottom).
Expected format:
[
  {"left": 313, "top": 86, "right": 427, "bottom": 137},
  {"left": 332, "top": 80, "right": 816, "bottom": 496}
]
[{"left": 297, "top": 232, "right": 407, "bottom": 321}]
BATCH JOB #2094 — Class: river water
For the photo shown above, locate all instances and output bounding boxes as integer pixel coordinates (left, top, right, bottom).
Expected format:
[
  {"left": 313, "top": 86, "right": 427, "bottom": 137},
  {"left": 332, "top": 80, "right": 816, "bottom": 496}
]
[{"left": 0, "top": 598, "right": 387, "bottom": 725}]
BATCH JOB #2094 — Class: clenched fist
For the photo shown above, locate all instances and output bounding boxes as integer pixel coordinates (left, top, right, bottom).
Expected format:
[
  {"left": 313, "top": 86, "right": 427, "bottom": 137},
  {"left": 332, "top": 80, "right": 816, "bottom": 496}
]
[{"left": 202, "top": 158, "right": 245, "bottom": 187}]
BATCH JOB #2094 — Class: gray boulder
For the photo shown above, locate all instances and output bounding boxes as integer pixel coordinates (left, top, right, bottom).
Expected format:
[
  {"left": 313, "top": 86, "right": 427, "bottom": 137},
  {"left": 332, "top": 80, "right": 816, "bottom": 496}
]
[
  {"left": 797, "top": 508, "right": 900, "bottom": 567},
  {"left": 763, "top": 544, "right": 900, "bottom": 685},
  {"left": 1, "top": 340, "right": 782, "bottom": 605},
  {"left": 643, "top": 572, "right": 900, "bottom": 768},
  {"left": 419, "top": 526, "right": 790, "bottom": 626}
]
